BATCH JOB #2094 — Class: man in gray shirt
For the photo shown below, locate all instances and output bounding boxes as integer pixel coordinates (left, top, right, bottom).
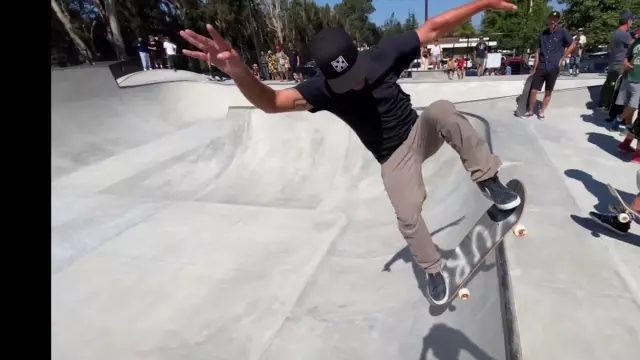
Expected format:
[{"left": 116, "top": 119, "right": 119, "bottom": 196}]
[{"left": 600, "top": 11, "right": 635, "bottom": 114}]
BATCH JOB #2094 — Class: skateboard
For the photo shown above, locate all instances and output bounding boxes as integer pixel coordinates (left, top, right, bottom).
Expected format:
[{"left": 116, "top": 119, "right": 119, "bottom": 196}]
[
  {"left": 515, "top": 75, "right": 534, "bottom": 117},
  {"left": 607, "top": 75, "right": 624, "bottom": 112},
  {"left": 433, "top": 179, "right": 527, "bottom": 306},
  {"left": 606, "top": 183, "right": 639, "bottom": 224}
]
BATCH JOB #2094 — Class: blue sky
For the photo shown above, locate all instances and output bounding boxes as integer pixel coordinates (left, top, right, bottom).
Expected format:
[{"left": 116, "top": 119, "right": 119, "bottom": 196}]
[{"left": 315, "top": 0, "right": 564, "bottom": 27}]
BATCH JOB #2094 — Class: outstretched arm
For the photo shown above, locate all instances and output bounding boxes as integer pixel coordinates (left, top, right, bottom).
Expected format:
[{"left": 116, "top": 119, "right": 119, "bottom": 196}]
[
  {"left": 415, "top": 0, "right": 517, "bottom": 46},
  {"left": 180, "top": 26, "right": 311, "bottom": 114}
]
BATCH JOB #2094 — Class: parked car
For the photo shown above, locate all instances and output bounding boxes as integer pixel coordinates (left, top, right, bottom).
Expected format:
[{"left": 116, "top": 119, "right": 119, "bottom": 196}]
[
  {"left": 580, "top": 51, "right": 609, "bottom": 73},
  {"left": 528, "top": 54, "right": 535, "bottom": 67}
]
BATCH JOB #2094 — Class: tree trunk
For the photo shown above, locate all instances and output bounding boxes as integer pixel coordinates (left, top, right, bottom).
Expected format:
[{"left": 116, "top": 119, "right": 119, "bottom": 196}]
[
  {"left": 51, "top": 0, "right": 93, "bottom": 63},
  {"left": 264, "top": 0, "right": 284, "bottom": 45},
  {"left": 103, "top": 0, "right": 127, "bottom": 60}
]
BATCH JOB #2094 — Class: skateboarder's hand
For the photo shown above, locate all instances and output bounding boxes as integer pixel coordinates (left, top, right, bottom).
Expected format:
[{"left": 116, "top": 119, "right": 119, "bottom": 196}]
[
  {"left": 180, "top": 25, "right": 244, "bottom": 76},
  {"left": 482, "top": 0, "right": 518, "bottom": 12}
]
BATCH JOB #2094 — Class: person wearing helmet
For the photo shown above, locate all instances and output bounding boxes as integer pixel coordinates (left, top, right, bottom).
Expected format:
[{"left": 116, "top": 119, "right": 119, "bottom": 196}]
[{"left": 524, "top": 11, "right": 576, "bottom": 120}]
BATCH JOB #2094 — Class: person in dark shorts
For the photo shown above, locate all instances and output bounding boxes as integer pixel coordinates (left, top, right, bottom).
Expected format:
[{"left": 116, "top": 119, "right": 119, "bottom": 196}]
[
  {"left": 179, "top": 0, "right": 521, "bottom": 306},
  {"left": 600, "top": 11, "right": 635, "bottom": 116},
  {"left": 475, "top": 38, "right": 487, "bottom": 76},
  {"left": 524, "top": 11, "right": 575, "bottom": 120},
  {"left": 613, "top": 28, "right": 640, "bottom": 163},
  {"left": 287, "top": 43, "right": 303, "bottom": 83}
]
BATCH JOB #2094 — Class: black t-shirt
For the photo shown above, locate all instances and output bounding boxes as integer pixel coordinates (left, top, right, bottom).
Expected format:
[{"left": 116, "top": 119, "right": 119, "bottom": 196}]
[
  {"left": 287, "top": 49, "right": 299, "bottom": 67},
  {"left": 295, "top": 31, "right": 420, "bottom": 163},
  {"left": 475, "top": 42, "right": 487, "bottom": 58}
]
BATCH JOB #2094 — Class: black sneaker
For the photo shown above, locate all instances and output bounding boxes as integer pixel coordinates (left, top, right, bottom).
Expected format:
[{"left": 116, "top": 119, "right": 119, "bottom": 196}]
[
  {"left": 477, "top": 175, "right": 521, "bottom": 210},
  {"left": 589, "top": 211, "right": 630, "bottom": 235},
  {"left": 426, "top": 272, "right": 449, "bottom": 305}
]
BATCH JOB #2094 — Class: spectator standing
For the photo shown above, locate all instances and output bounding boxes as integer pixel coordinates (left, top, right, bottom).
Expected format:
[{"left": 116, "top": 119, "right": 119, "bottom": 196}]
[
  {"left": 276, "top": 45, "right": 289, "bottom": 81},
  {"left": 431, "top": 40, "right": 442, "bottom": 70},
  {"left": 421, "top": 46, "right": 429, "bottom": 70},
  {"left": 267, "top": 50, "right": 279, "bottom": 80},
  {"left": 475, "top": 38, "right": 487, "bottom": 76},
  {"left": 568, "top": 28, "right": 587, "bottom": 76},
  {"left": 600, "top": 11, "right": 635, "bottom": 115},
  {"left": 287, "top": 43, "right": 303, "bottom": 83},
  {"left": 148, "top": 35, "right": 161, "bottom": 69},
  {"left": 134, "top": 36, "right": 151, "bottom": 71},
  {"left": 163, "top": 37, "right": 178, "bottom": 71},
  {"left": 153, "top": 35, "right": 165, "bottom": 69},
  {"left": 259, "top": 51, "right": 269, "bottom": 80}
]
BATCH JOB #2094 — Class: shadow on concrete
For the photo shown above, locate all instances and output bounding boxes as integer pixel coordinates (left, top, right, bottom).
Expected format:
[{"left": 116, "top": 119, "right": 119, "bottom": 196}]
[
  {"left": 419, "top": 323, "right": 497, "bottom": 360},
  {"left": 382, "top": 216, "right": 465, "bottom": 284},
  {"left": 565, "top": 169, "right": 640, "bottom": 244},
  {"left": 382, "top": 215, "right": 497, "bottom": 316},
  {"left": 579, "top": 85, "right": 612, "bottom": 130},
  {"left": 584, "top": 85, "right": 602, "bottom": 110},
  {"left": 564, "top": 169, "right": 636, "bottom": 213},
  {"left": 569, "top": 215, "right": 640, "bottom": 246},
  {"left": 585, "top": 132, "right": 632, "bottom": 162},
  {"left": 458, "top": 111, "right": 493, "bottom": 153},
  {"left": 513, "top": 96, "right": 542, "bottom": 116}
]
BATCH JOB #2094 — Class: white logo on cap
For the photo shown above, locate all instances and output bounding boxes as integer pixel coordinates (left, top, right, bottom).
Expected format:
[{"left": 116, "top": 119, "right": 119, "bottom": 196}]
[{"left": 331, "top": 56, "right": 349, "bottom": 72}]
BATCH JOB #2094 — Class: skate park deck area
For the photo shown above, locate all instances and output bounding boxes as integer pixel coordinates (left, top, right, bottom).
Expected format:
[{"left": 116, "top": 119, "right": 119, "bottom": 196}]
[{"left": 51, "top": 64, "right": 639, "bottom": 360}]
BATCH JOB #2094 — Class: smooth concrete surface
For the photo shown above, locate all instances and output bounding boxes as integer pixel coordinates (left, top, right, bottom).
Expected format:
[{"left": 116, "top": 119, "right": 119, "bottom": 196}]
[{"left": 51, "top": 67, "right": 638, "bottom": 360}]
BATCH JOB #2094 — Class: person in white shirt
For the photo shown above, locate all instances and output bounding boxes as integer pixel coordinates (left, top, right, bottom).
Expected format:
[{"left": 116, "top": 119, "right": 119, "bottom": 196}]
[
  {"left": 569, "top": 28, "right": 587, "bottom": 76},
  {"left": 163, "top": 38, "right": 178, "bottom": 71},
  {"left": 430, "top": 40, "right": 442, "bottom": 69}
]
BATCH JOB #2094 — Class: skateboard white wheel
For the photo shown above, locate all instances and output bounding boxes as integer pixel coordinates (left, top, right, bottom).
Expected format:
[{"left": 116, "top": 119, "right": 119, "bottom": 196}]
[
  {"left": 513, "top": 224, "right": 527, "bottom": 237},
  {"left": 458, "top": 288, "right": 471, "bottom": 300},
  {"left": 617, "top": 213, "right": 630, "bottom": 223}
]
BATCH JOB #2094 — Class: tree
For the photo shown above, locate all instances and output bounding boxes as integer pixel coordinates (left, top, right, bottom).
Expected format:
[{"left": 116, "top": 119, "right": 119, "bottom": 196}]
[
  {"left": 403, "top": 10, "right": 418, "bottom": 32},
  {"left": 447, "top": 19, "right": 476, "bottom": 37},
  {"left": 334, "top": 0, "right": 376, "bottom": 45},
  {"left": 51, "top": 0, "right": 93, "bottom": 64},
  {"left": 558, "top": 0, "right": 640, "bottom": 47},
  {"left": 481, "top": 0, "right": 551, "bottom": 53},
  {"left": 381, "top": 12, "right": 403, "bottom": 38}
]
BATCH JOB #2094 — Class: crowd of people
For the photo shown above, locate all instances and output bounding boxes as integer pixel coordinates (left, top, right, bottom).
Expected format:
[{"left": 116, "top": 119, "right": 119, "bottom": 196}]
[
  {"left": 133, "top": 35, "right": 178, "bottom": 71},
  {"left": 251, "top": 43, "right": 304, "bottom": 83}
]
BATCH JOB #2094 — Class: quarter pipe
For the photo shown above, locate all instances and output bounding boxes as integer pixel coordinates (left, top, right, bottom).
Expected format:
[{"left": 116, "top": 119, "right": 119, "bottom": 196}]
[{"left": 51, "top": 66, "right": 514, "bottom": 360}]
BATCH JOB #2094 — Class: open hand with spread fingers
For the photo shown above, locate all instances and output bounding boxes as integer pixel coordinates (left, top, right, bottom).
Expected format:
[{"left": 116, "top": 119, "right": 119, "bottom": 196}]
[{"left": 179, "top": 24, "right": 245, "bottom": 76}]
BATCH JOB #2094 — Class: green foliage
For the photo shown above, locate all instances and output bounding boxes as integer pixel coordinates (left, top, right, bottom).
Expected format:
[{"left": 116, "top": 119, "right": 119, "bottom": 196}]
[
  {"left": 447, "top": 20, "right": 476, "bottom": 37},
  {"left": 558, "top": 0, "right": 640, "bottom": 47},
  {"left": 481, "top": 0, "right": 552, "bottom": 53}
]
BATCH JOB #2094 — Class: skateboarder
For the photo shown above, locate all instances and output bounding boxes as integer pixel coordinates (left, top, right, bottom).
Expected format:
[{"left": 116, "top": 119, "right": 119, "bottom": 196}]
[
  {"left": 524, "top": 11, "right": 576, "bottom": 120},
  {"left": 601, "top": 11, "right": 635, "bottom": 119},
  {"left": 179, "top": 0, "right": 521, "bottom": 305},
  {"left": 590, "top": 170, "right": 640, "bottom": 234}
]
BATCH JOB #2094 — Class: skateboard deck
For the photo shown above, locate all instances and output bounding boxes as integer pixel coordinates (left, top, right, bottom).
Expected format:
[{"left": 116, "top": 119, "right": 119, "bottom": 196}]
[
  {"left": 608, "top": 75, "right": 624, "bottom": 111},
  {"left": 606, "top": 183, "right": 639, "bottom": 224},
  {"left": 515, "top": 75, "right": 534, "bottom": 117},
  {"left": 434, "top": 179, "right": 527, "bottom": 306}
]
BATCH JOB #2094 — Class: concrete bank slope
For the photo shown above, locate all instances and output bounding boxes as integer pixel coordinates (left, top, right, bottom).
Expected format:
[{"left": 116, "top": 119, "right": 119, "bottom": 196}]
[
  {"left": 452, "top": 88, "right": 640, "bottom": 360},
  {"left": 52, "top": 66, "right": 515, "bottom": 360}
]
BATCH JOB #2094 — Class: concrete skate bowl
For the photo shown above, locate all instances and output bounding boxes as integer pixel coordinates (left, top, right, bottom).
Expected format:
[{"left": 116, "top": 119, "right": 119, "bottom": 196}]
[{"left": 51, "top": 66, "right": 520, "bottom": 360}]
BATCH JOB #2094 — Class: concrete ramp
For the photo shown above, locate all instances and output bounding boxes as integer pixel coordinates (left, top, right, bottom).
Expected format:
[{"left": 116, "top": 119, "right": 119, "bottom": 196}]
[{"left": 51, "top": 67, "right": 515, "bottom": 360}]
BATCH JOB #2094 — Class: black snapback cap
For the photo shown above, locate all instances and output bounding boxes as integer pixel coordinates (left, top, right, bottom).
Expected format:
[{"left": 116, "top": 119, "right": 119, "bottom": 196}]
[{"left": 309, "top": 27, "right": 367, "bottom": 93}]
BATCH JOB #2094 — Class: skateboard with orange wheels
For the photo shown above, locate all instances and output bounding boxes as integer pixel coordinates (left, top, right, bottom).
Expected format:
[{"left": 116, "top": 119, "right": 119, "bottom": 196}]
[
  {"left": 606, "top": 183, "right": 639, "bottom": 224},
  {"left": 434, "top": 179, "right": 527, "bottom": 305}
]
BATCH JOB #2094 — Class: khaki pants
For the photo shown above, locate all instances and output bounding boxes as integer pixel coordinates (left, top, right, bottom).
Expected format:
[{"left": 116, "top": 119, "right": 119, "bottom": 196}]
[{"left": 381, "top": 100, "right": 502, "bottom": 273}]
